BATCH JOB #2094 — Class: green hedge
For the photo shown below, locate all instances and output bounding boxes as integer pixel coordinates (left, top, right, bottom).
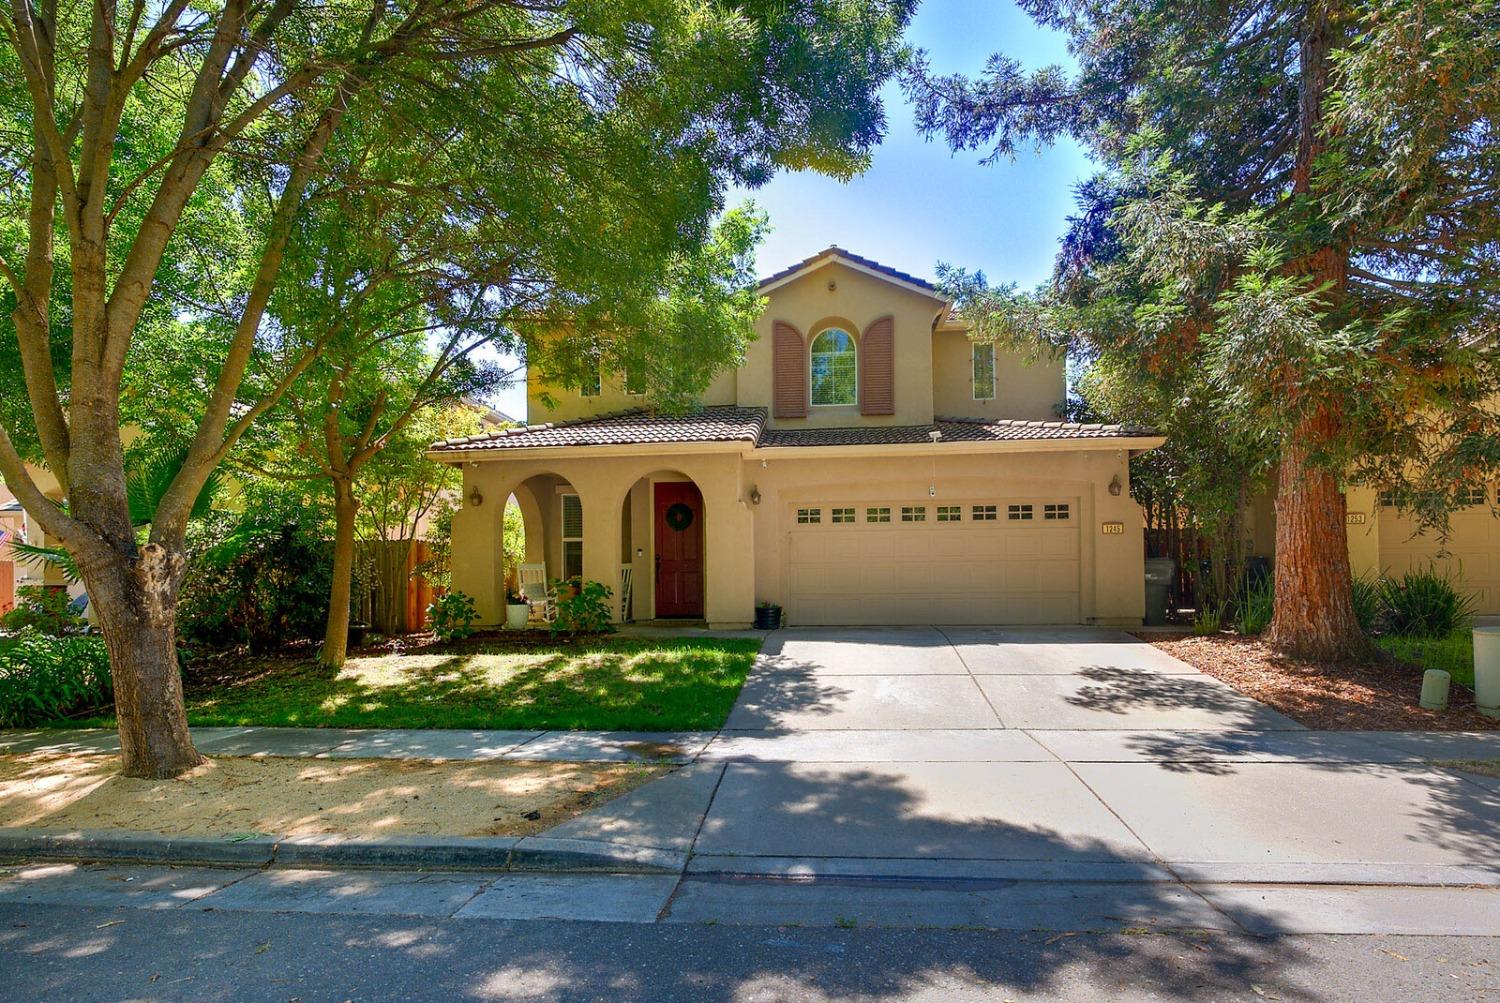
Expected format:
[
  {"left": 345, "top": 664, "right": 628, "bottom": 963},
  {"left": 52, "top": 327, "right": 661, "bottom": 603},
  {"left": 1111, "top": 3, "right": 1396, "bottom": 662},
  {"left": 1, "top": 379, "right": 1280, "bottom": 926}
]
[{"left": 0, "top": 630, "right": 113, "bottom": 727}]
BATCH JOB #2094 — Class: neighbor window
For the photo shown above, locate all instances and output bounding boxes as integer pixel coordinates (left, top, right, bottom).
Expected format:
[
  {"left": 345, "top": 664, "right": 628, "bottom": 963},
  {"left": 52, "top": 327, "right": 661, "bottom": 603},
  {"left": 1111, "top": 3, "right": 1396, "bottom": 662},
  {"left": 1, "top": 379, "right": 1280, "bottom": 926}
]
[
  {"left": 867, "top": 506, "right": 891, "bottom": 523},
  {"left": 972, "top": 504, "right": 997, "bottom": 521},
  {"left": 1459, "top": 484, "right": 1487, "bottom": 506},
  {"left": 810, "top": 328, "right": 857, "bottom": 406},
  {"left": 1008, "top": 504, "right": 1033, "bottom": 521},
  {"left": 901, "top": 506, "right": 927, "bottom": 522},
  {"left": 623, "top": 366, "right": 646, "bottom": 396},
  {"left": 796, "top": 507, "right": 822, "bottom": 524},
  {"left": 972, "top": 343, "right": 995, "bottom": 401},
  {"left": 832, "top": 507, "right": 856, "bottom": 524},
  {"left": 580, "top": 358, "right": 601, "bottom": 398},
  {"left": 937, "top": 506, "right": 961, "bottom": 522},
  {"left": 1379, "top": 490, "right": 1399, "bottom": 507},
  {"left": 1044, "top": 503, "right": 1070, "bottom": 521},
  {"left": 561, "top": 493, "right": 584, "bottom": 579}
]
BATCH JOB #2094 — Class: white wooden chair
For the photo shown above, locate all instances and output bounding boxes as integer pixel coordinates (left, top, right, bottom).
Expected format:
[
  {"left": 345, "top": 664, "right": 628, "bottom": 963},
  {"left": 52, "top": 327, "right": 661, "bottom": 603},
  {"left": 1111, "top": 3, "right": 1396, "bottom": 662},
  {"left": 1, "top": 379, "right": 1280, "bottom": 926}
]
[
  {"left": 517, "top": 563, "right": 554, "bottom": 622},
  {"left": 619, "top": 564, "right": 633, "bottom": 622}
]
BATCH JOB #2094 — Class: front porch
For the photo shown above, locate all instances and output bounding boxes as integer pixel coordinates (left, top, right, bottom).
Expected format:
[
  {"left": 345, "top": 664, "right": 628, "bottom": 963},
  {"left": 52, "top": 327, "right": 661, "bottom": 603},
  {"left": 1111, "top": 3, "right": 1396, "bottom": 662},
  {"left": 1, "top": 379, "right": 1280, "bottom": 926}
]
[{"left": 445, "top": 451, "right": 757, "bottom": 629}]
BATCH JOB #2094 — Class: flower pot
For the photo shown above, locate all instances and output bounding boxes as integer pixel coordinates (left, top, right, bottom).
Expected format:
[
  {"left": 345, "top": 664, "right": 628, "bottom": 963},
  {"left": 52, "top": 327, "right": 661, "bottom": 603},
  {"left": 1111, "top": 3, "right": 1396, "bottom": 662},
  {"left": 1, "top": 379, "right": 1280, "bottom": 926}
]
[
  {"left": 1474, "top": 626, "right": 1500, "bottom": 719},
  {"left": 754, "top": 605, "right": 782, "bottom": 630},
  {"left": 506, "top": 603, "right": 530, "bottom": 630}
]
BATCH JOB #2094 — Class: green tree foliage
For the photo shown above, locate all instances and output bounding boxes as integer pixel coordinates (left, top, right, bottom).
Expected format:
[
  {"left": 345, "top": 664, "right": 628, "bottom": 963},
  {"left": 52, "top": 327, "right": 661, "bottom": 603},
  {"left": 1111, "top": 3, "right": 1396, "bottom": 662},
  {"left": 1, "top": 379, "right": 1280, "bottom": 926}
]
[
  {"left": 0, "top": 0, "right": 917, "bottom": 775},
  {"left": 908, "top": 0, "right": 1500, "bottom": 660}
]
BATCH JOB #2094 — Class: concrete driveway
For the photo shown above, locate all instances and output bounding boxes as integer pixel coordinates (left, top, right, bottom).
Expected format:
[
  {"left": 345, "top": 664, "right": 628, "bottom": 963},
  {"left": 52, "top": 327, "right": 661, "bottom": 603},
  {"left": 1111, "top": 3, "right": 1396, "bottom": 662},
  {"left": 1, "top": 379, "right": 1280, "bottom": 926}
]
[
  {"left": 683, "top": 627, "right": 1500, "bottom": 890},
  {"left": 723, "top": 626, "right": 1302, "bottom": 732}
]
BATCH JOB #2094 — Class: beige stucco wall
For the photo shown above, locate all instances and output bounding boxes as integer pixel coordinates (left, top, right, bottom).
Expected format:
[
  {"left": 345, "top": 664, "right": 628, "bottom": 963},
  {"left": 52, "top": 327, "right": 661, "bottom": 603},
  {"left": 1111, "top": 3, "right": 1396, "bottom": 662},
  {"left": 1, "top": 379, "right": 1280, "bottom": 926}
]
[
  {"left": 931, "top": 330, "right": 1066, "bottom": 420},
  {"left": 526, "top": 367, "right": 736, "bottom": 423},
  {"left": 450, "top": 449, "right": 756, "bottom": 628},
  {"left": 740, "top": 261, "right": 948, "bottom": 428},
  {"left": 447, "top": 442, "right": 1148, "bottom": 628}
]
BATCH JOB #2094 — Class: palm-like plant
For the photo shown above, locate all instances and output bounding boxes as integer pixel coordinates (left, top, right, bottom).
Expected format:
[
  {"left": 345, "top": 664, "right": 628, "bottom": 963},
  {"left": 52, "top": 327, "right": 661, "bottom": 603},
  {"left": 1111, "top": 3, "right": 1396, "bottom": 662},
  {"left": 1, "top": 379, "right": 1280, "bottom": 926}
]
[{"left": 6, "top": 447, "right": 219, "bottom": 586}]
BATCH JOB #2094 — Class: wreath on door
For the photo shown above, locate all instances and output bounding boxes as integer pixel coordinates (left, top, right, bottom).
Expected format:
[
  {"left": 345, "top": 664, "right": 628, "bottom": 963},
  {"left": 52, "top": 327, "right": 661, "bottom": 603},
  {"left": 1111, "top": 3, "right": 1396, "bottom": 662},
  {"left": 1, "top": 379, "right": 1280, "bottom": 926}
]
[{"left": 664, "top": 502, "right": 694, "bottom": 532}]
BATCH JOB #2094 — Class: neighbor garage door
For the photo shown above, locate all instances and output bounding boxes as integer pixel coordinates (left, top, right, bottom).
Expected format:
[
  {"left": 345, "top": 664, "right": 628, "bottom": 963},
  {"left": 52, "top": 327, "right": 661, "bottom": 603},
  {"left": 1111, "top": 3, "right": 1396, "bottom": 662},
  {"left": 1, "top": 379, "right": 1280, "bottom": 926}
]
[
  {"left": 786, "top": 498, "right": 1081, "bottom": 625},
  {"left": 1380, "top": 500, "right": 1500, "bottom": 615}
]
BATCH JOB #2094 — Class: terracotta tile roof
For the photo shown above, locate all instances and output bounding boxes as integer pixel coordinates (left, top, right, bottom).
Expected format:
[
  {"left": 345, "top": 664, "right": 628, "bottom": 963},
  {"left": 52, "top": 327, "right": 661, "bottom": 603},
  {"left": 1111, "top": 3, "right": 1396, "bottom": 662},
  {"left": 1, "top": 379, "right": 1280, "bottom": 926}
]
[
  {"left": 758, "top": 417, "right": 1158, "bottom": 448},
  {"left": 432, "top": 408, "right": 1156, "bottom": 454},
  {"left": 430, "top": 406, "right": 768, "bottom": 451},
  {"left": 758, "top": 246, "right": 939, "bottom": 293}
]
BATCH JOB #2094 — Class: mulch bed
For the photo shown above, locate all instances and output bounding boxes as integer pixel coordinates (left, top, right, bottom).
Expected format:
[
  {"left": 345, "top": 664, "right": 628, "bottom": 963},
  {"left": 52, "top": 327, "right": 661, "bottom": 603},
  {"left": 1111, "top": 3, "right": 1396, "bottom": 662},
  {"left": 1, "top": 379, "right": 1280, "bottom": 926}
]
[{"left": 1136, "top": 632, "right": 1498, "bottom": 731}]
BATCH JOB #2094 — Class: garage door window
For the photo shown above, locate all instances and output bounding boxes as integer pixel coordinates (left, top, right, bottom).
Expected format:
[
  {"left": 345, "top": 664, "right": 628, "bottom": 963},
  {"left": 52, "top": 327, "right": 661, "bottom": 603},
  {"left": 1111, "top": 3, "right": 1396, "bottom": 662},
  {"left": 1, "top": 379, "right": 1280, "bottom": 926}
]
[
  {"left": 936, "top": 506, "right": 961, "bottom": 522},
  {"left": 797, "top": 508, "right": 821, "bottom": 524},
  {"left": 1008, "top": 504, "right": 1033, "bottom": 521},
  {"left": 1459, "top": 484, "right": 1487, "bottom": 506},
  {"left": 1044, "top": 503, "right": 1070, "bottom": 521},
  {"left": 972, "top": 504, "right": 997, "bottom": 521},
  {"left": 866, "top": 507, "right": 891, "bottom": 523},
  {"left": 901, "top": 506, "right": 927, "bottom": 522},
  {"left": 832, "top": 507, "right": 855, "bottom": 524}
]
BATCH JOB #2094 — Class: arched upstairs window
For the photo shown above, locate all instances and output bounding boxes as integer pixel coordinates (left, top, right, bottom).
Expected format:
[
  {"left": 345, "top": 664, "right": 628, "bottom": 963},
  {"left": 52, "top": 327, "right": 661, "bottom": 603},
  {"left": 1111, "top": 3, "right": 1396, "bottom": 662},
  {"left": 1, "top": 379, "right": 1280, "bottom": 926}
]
[{"left": 809, "top": 328, "right": 857, "bottom": 406}]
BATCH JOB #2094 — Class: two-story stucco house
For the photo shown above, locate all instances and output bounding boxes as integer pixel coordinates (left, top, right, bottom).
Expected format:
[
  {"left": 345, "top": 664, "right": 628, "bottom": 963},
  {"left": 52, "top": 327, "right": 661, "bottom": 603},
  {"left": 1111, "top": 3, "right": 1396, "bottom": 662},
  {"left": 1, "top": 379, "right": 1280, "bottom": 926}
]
[{"left": 429, "top": 247, "right": 1164, "bottom": 628}]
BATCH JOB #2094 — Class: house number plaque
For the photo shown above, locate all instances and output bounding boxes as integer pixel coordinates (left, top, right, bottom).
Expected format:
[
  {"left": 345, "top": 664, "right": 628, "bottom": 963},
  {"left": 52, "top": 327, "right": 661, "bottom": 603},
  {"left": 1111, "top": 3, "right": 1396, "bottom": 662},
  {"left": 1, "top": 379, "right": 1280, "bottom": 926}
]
[
  {"left": 1346, "top": 512, "right": 1367, "bottom": 525},
  {"left": 1101, "top": 521, "right": 1125, "bottom": 535}
]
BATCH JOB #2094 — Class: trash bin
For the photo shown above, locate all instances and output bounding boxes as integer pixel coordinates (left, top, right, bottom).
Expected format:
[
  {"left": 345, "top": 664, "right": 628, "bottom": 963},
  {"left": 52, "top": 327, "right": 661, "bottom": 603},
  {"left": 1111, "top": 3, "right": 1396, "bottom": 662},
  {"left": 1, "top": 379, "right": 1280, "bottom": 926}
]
[{"left": 1143, "top": 557, "right": 1176, "bottom": 626}]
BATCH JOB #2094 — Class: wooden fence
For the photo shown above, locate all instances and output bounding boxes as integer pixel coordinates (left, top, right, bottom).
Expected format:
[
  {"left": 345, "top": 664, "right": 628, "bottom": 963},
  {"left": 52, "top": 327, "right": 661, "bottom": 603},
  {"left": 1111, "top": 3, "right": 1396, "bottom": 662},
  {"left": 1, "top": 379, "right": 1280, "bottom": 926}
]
[{"left": 354, "top": 539, "right": 436, "bottom": 634}]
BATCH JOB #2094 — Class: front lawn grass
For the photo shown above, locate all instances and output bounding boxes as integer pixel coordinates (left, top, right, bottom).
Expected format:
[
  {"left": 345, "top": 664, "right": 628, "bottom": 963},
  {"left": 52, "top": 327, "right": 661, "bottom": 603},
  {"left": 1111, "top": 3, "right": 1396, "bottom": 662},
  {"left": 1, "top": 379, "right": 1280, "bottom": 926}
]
[
  {"left": 67, "top": 635, "right": 764, "bottom": 732},
  {"left": 1374, "top": 629, "right": 1475, "bottom": 689}
]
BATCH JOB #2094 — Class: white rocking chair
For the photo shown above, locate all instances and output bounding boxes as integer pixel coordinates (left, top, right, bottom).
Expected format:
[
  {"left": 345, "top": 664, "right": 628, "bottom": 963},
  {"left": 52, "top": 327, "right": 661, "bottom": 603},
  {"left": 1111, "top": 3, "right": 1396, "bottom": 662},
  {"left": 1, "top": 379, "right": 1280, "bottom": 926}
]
[
  {"left": 517, "top": 563, "right": 555, "bottom": 622},
  {"left": 619, "top": 563, "right": 634, "bottom": 622}
]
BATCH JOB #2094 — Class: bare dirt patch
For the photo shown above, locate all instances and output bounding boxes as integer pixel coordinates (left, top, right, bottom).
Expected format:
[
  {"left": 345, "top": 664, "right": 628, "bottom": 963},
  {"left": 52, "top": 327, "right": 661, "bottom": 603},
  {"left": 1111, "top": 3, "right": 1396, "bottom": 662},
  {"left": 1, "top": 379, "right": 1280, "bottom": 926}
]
[
  {"left": 0, "top": 752, "right": 667, "bottom": 839},
  {"left": 1138, "top": 633, "right": 1499, "bottom": 731}
]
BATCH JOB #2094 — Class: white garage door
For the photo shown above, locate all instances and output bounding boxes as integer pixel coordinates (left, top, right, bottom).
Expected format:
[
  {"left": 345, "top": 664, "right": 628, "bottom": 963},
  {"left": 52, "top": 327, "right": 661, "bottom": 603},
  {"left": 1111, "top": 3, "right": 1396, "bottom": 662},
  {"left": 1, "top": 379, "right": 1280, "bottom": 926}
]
[
  {"left": 1380, "top": 500, "right": 1500, "bottom": 615},
  {"left": 786, "top": 498, "right": 1081, "bottom": 625}
]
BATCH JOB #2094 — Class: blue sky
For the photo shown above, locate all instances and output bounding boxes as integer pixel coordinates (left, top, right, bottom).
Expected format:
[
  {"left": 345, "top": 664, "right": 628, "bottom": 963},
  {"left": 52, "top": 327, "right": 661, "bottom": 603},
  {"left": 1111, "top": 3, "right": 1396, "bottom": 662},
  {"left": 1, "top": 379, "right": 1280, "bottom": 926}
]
[{"left": 490, "top": 0, "right": 1093, "bottom": 420}]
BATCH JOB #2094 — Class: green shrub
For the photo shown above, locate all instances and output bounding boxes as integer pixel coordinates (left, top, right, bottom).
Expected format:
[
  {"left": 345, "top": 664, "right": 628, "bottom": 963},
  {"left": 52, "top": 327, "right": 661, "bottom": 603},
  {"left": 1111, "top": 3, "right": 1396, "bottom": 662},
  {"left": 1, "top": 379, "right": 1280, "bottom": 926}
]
[
  {"left": 178, "top": 512, "right": 333, "bottom": 653},
  {"left": 551, "top": 578, "right": 615, "bottom": 635},
  {"left": 1350, "top": 574, "right": 1382, "bottom": 633},
  {"left": 0, "top": 630, "right": 113, "bottom": 727},
  {"left": 0, "top": 585, "right": 88, "bottom": 637},
  {"left": 1377, "top": 566, "right": 1475, "bottom": 638},
  {"left": 1193, "top": 603, "right": 1224, "bottom": 636},
  {"left": 428, "top": 590, "right": 478, "bottom": 642},
  {"left": 1234, "top": 577, "right": 1274, "bottom": 636}
]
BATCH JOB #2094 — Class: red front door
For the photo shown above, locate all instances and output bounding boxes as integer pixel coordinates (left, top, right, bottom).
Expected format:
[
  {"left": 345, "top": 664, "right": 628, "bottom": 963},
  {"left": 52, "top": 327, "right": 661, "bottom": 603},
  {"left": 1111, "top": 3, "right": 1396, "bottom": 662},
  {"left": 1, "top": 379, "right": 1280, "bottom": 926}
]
[{"left": 654, "top": 482, "right": 704, "bottom": 618}]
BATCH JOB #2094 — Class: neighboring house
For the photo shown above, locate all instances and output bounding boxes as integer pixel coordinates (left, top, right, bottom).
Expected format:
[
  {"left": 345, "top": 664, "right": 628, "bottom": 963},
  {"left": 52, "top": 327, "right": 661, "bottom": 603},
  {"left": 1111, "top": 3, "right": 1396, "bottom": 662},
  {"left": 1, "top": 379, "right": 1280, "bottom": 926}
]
[
  {"left": 0, "top": 465, "right": 84, "bottom": 613},
  {"left": 1247, "top": 485, "right": 1500, "bottom": 616},
  {"left": 428, "top": 247, "right": 1164, "bottom": 628}
]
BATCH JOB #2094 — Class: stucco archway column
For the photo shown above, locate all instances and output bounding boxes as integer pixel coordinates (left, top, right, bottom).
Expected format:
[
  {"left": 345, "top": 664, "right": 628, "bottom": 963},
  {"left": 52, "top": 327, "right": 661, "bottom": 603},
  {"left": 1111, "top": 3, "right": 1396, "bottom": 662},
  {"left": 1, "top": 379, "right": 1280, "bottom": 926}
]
[
  {"left": 450, "top": 463, "right": 520, "bottom": 626},
  {"left": 697, "top": 463, "right": 756, "bottom": 628},
  {"left": 571, "top": 469, "right": 629, "bottom": 624}
]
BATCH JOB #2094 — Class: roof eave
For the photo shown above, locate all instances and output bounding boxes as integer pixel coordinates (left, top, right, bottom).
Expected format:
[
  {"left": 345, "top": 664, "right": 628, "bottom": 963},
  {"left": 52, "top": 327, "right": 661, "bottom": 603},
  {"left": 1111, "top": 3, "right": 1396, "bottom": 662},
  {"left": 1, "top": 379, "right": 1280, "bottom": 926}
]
[
  {"left": 749, "top": 435, "right": 1166, "bottom": 459},
  {"left": 424, "top": 439, "right": 755, "bottom": 464},
  {"left": 758, "top": 253, "right": 948, "bottom": 304}
]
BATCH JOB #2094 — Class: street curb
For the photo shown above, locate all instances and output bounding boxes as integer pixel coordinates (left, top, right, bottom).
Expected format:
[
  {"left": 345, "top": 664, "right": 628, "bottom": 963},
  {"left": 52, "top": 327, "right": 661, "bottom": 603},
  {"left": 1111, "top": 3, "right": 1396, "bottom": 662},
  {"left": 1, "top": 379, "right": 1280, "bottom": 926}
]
[{"left": 0, "top": 827, "right": 681, "bottom": 875}]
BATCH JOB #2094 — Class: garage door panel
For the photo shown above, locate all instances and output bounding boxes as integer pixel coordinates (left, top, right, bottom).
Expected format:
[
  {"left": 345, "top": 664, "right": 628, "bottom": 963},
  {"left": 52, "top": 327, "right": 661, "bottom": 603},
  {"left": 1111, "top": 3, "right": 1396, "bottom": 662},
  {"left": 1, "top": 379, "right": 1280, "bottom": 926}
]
[
  {"left": 787, "top": 498, "right": 1082, "bottom": 626},
  {"left": 1380, "top": 508, "right": 1500, "bottom": 616}
]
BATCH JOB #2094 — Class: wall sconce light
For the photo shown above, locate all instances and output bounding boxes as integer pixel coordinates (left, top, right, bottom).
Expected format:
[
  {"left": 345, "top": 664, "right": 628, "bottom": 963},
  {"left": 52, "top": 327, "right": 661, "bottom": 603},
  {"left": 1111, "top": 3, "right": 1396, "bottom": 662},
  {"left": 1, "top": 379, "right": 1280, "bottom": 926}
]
[
  {"left": 748, "top": 486, "right": 761, "bottom": 506},
  {"left": 1108, "top": 475, "right": 1123, "bottom": 497},
  {"left": 468, "top": 485, "right": 484, "bottom": 507}
]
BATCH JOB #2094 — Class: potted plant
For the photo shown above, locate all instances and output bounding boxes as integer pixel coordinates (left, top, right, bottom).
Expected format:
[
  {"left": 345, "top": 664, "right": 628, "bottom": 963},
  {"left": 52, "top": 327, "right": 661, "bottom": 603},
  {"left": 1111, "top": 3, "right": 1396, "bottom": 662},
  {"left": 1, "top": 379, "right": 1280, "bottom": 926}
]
[
  {"left": 505, "top": 586, "right": 531, "bottom": 630},
  {"left": 754, "top": 601, "right": 782, "bottom": 630}
]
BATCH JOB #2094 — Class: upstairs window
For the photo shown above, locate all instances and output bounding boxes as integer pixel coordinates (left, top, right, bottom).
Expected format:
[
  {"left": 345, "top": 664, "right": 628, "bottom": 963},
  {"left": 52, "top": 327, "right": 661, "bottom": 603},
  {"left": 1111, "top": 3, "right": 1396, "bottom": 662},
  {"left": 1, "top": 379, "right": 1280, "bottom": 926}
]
[
  {"left": 972, "top": 343, "right": 996, "bottom": 400},
  {"left": 810, "top": 328, "right": 857, "bottom": 406}
]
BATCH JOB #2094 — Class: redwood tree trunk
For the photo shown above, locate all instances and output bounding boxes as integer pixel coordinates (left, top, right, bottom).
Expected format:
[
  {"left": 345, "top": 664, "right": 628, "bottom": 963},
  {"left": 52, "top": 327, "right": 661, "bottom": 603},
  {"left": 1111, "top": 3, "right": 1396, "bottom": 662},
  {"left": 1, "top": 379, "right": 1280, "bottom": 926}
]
[
  {"left": 81, "top": 543, "right": 203, "bottom": 779},
  {"left": 1263, "top": 2, "right": 1371, "bottom": 662},
  {"left": 1266, "top": 409, "right": 1371, "bottom": 661},
  {"left": 321, "top": 480, "right": 359, "bottom": 668}
]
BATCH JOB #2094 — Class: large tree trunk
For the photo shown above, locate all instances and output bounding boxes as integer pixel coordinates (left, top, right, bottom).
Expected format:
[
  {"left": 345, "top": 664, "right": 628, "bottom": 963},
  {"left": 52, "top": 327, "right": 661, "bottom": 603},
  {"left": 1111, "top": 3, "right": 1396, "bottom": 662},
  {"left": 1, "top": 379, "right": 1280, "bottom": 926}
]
[
  {"left": 321, "top": 480, "right": 359, "bottom": 668},
  {"left": 1264, "top": 2, "right": 1371, "bottom": 662},
  {"left": 82, "top": 544, "right": 203, "bottom": 778},
  {"left": 1266, "top": 409, "right": 1372, "bottom": 661}
]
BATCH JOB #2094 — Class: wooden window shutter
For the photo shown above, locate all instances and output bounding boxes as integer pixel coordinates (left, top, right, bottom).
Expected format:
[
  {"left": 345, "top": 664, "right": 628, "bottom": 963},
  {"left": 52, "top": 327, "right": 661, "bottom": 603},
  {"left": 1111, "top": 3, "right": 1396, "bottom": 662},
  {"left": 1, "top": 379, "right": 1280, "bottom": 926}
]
[
  {"left": 772, "top": 321, "right": 808, "bottom": 418},
  {"left": 859, "top": 315, "right": 895, "bottom": 415}
]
